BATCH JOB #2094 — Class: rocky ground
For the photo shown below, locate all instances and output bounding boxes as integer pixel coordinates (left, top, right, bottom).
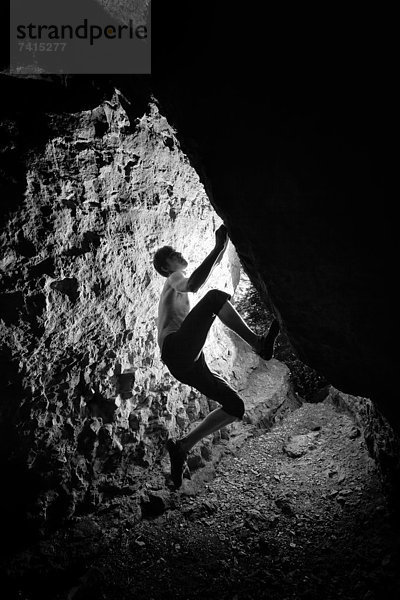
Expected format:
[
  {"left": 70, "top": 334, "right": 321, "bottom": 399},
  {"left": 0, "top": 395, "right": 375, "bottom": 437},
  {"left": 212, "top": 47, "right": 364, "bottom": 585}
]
[{"left": 3, "top": 401, "right": 399, "bottom": 600}]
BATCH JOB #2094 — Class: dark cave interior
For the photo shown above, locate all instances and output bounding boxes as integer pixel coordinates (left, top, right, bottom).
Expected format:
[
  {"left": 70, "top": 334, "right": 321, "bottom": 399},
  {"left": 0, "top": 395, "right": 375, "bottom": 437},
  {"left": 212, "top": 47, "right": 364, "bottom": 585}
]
[{"left": 0, "top": 3, "right": 398, "bottom": 599}]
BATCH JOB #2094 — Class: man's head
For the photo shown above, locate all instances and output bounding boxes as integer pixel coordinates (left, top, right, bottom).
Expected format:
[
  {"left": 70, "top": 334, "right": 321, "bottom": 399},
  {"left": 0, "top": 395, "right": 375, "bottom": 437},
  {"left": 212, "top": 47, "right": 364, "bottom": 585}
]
[{"left": 153, "top": 246, "right": 188, "bottom": 277}]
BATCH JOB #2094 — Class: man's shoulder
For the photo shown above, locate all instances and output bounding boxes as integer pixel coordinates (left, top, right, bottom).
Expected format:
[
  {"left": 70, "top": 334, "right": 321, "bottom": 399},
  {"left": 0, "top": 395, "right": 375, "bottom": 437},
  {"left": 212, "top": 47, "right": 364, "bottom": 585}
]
[
  {"left": 167, "top": 271, "right": 190, "bottom": 293},
  {"left": 168, "top": 271, "right": 185, "bottom": 283}
]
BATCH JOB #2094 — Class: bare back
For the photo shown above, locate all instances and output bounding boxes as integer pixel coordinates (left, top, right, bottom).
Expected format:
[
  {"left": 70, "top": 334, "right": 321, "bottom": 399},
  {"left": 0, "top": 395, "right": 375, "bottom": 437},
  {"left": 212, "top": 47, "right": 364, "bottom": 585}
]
[{"left": 157, "top": 272, "right": 191, "bottom": 350}]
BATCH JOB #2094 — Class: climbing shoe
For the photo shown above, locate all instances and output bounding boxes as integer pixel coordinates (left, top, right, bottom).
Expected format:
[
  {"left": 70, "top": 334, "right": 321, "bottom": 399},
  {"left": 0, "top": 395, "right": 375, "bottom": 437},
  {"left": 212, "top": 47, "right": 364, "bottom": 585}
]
[
  {"left": 257, "top": 318, "right": 280, "bottom": 360},
  {"left": 166, "top": 439, "right": 187, "bottom": 489}
]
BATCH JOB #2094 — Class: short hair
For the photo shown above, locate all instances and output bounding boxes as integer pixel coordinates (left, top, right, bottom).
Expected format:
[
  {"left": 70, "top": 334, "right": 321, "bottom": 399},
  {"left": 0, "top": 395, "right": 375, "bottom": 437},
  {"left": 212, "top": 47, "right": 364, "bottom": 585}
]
[{"left": 153, "top": 246, "right": 175, "bottom": 277}]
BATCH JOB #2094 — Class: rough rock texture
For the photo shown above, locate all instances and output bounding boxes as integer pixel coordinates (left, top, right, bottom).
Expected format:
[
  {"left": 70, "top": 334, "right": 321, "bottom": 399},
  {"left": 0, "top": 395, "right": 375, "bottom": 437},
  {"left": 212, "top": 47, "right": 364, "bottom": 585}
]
[
  {"left": 0, "top": 88, "right": 292, "bottom": 539},
  {"left": 3, "top": 402, "right": 399, "bottom": 600},
  {"left": 324, "top": 387, "right": 400, "bottom": 491},
  {"left": 1, "top": 66, "right": 394, "bottom": 435},
  {"left": 1, "top": 3, "right": 397, "bottom": 539}
]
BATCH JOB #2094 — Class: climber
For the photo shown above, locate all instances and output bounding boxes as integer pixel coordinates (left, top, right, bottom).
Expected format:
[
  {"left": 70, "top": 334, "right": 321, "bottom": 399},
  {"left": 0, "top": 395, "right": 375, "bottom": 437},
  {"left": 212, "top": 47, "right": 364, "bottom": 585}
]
[{"left": 153, "top": 224, "right": 280, "bottom": 488}]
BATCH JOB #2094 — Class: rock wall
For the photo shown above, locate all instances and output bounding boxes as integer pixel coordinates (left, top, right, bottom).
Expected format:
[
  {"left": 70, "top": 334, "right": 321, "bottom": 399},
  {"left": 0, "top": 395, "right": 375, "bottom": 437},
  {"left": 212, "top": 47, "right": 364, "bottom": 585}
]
[
  {"left": 145, "top": 87, "right": 395, "bottom": 430},
  {"left": 324, "top": 388, "right": 400, "bottom": 492},
  {"left": 0, "top": 89, "right": 292, "bottom": 539},
  {"left": 1, "top": 0, "right": 396, "bottom": 533},
  {"left": 147, "top": 5, "right": 396, "bottom": 432}
]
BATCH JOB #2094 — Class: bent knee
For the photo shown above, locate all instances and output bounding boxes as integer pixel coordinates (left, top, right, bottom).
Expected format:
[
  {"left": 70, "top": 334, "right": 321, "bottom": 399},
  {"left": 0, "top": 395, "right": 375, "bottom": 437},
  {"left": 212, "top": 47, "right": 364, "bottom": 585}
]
[
  {"left": 223, "top": 397, "right": 245, "bottom": 420},
  {"left": 204, "top": 288, "right": 224, "bottom": 301},
  {"left": 204, "top": 289, "right": 230, "bottom": 312}
]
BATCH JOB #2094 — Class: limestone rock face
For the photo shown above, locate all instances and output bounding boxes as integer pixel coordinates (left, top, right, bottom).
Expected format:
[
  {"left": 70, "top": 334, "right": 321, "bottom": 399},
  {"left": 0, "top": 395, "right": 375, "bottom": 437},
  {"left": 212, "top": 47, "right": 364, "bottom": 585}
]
[
  {"left": 0, "top": 91, "right": 291, "bottom": 533},
  {"left": 324, "top": 388, "right": 400, "bottom": 487}
]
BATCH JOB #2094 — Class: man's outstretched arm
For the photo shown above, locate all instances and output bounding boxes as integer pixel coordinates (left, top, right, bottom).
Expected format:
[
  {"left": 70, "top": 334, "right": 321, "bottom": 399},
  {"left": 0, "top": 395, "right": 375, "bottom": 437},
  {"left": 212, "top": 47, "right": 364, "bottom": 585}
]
[{"left": 187, "top": 225, "right": 228, "bottom": 293}]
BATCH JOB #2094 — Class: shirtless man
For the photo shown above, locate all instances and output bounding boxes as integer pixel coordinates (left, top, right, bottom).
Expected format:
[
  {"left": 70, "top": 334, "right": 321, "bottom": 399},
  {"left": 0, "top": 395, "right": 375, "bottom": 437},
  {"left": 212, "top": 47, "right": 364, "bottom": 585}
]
[{"left": 153, "top": 224, "right": 279, "bottom": 488}]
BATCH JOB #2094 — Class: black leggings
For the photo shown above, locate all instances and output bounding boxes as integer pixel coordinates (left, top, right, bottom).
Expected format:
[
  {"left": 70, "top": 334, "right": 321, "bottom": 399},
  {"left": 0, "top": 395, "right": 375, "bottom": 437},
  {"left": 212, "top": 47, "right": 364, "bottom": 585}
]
[{"left": 161, "top": 289, "right": 245, "bottom": 420}]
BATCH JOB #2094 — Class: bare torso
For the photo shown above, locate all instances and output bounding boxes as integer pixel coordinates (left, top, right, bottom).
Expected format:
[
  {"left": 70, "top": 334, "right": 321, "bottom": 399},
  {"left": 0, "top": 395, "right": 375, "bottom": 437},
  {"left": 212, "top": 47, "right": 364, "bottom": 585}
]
[{"left": 157, "top": 275, "right": 191, "bottom": 350}]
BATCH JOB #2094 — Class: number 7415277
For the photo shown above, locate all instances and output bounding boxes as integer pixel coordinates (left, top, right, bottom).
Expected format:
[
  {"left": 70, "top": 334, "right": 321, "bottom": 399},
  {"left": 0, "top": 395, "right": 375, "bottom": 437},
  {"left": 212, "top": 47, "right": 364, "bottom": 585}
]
[{"left": 18, "top": 42, "right": 67, "bottom": 52}]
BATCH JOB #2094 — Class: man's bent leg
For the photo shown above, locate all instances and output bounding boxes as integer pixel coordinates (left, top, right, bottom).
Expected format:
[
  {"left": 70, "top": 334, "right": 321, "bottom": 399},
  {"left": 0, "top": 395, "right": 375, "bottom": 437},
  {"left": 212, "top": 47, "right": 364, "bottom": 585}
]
[
  {"left": 217, "top": 300, "right": 260, "bottom": 349},
  {"left": 164, "top": 289, "right": 231, "bottom": 366},
  {"left": 217, "top": 301, "right": 280, "bottom": 360},
  {"left": 180, "top": 407, "right": 237, "bottom": 453},
  {"left": 167, "top": 355, "right": 244, "bottom": 488},
  {"left": 167, "top": 406, "right": 239, "bottom": 488}
]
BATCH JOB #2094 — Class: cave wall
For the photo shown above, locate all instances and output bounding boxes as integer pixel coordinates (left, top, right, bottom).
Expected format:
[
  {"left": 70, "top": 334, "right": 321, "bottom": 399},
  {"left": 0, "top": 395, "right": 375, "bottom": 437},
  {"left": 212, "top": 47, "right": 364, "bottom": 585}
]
[
  {"left": 144, "top": 91, "right": 395, "bottom": 428},
  {"left": 0, "top": 2, "right": 396, "bottom": 537},
  {"left": 145, "top": 5, "right": 396, "bottom": 431},
  {"left": 0, "top": 88, "right": 292, "bottom": 536},
  {"left": 324, "top": 387, "right": 400, "bottom": 490}
]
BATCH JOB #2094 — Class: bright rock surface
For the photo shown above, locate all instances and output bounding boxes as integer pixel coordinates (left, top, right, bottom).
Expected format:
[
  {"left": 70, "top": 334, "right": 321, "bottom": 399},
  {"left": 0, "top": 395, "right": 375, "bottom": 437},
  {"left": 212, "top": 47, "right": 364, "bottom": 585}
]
[{"left": 0, "top": 92, "right": 291, "bottom": 528}]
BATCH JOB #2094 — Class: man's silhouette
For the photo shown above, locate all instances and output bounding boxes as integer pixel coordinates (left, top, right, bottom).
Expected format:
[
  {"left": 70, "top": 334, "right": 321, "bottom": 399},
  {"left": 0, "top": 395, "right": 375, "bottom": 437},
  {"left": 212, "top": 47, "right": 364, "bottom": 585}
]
[{"left": 153, "top": 225, "right": 279, "bottom": 487}]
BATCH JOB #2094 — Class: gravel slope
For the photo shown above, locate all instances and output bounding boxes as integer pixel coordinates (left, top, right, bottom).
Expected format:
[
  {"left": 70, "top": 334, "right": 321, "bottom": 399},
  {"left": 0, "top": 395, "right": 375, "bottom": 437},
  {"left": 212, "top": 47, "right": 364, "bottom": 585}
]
[{"left": 4, "top": 402, "right": 399, "bottom": 600}]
